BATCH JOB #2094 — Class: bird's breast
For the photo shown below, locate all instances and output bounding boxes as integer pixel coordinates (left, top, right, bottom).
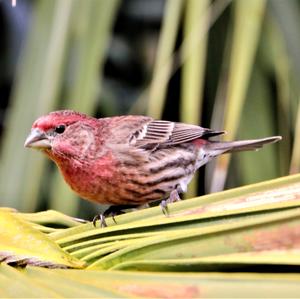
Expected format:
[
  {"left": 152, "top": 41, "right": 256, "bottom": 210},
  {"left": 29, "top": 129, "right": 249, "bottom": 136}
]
[{"left": 53, "top": 151, "right": 121, "bottom": 204}]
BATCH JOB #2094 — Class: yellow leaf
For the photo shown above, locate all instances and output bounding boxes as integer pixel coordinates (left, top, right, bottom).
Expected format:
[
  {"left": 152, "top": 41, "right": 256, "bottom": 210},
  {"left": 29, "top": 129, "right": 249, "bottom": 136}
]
[{"left": 0, "top": 210, "right": 85, "bottom": 268}]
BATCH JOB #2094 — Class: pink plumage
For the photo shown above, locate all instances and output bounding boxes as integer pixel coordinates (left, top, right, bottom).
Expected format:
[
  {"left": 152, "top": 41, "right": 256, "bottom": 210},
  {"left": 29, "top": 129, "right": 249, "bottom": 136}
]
[{"left": 25, "top": 110, "right": 281, "bottom": 208}]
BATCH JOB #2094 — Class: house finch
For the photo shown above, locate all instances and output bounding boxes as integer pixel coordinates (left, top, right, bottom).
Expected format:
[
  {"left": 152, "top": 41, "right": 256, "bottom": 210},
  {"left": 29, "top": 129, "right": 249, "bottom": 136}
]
[{"left": 25, "top": 110, "right": 281, "bottom": 226}]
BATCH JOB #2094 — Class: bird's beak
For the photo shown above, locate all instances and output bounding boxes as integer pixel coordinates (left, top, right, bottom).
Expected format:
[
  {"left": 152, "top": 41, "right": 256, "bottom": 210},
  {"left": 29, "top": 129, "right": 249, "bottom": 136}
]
[{"left": 24, "top": 128, "right": 51, "bottom": 149}]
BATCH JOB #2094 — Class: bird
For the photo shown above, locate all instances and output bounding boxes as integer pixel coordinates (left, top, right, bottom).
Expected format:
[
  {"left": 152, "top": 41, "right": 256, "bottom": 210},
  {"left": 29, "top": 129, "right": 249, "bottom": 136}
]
[{"left": 24, "top": 110, "right": 282, "bottom": 226}]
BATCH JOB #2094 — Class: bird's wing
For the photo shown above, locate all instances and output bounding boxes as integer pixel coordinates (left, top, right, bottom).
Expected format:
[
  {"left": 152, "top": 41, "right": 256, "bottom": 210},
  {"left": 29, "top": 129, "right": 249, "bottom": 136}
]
[{"left": 131, "top": 119, "right": 225, "bottom": 148}]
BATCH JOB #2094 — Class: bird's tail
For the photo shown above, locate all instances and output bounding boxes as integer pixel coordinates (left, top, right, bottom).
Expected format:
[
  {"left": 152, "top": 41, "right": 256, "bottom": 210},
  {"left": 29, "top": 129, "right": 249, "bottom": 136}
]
[{"left": 207, "top": 136, "right": 282, "bottom": 154}]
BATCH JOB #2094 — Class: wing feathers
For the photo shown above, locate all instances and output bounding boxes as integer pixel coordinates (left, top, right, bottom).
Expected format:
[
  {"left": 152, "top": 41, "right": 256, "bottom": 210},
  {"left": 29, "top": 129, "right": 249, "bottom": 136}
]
[{"left": 132, "top": 119, "right": 224, "bottom": 148}]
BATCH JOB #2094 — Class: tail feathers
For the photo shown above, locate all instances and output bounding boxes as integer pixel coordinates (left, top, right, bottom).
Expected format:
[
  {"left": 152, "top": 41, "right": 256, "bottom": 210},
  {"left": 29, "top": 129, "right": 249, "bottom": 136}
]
[{"left": 208, "top": 136, "right": 282, "bottom": 154}]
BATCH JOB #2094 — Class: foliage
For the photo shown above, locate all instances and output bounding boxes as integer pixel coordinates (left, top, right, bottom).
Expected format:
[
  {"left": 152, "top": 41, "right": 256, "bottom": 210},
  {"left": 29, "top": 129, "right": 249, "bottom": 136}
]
[
  {"left": 0, "top": 0, "right": 299, "bottom": 296},
  {"left": 1, "top": 174, "right": 300, "bottom": 297}
]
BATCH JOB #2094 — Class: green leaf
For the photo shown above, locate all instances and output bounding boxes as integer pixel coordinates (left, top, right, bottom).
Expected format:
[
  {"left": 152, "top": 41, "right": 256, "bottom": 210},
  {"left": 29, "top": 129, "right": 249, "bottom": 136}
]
[
  {"left": 211, "top": 0, "right": 267, "bottom": 191},
  {"left": 1, "top": 174, "right": 300, "bottom": 297},
  {"left": 0, "top": 210, "right": 84, "bottom": 269},
  {"left": 0, "top": 0, "right": 73, "bottom": 211},
  {"left": 147, "top": 0, "right": 184, "bottom": 118}
]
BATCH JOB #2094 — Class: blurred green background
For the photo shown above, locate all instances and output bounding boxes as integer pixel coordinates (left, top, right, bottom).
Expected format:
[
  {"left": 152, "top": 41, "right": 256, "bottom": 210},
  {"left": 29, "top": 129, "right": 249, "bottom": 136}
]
[{"left": 0, "top": 0, "right": 296, "bottom": 219}]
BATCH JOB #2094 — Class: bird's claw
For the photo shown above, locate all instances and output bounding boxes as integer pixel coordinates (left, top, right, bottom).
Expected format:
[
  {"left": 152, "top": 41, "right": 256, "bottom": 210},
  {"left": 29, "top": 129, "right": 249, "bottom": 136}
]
[
  {"left": 111, "top": 214, "right": 117, "bottom": 224},
  {"left": 160, "top": 190, "right": 181, "bottom": 217},
  {"left": 160, "top": 200, "right": 169, "bottom": 216},
  {"left": 93, "top": 205, "right": 135, "bottom": 228},
  {"left": 168, "top": 189, "right": 181, "bottom": 203},
  {"left": 92, "top": 214, "right": 107, "bottom": 228}
]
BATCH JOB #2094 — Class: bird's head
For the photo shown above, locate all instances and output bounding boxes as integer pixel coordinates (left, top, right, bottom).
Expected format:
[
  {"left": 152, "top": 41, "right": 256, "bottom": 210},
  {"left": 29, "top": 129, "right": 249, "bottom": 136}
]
[{"left": 25, "top": 110, "right": 99, "bottom": 161}]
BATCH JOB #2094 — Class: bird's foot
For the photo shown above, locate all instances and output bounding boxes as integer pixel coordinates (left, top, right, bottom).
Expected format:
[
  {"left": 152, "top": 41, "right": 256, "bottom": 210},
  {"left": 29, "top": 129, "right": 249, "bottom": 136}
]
[
  {"left": 160, "top": 189, "right": 181, "bottom": 216},
  {"left": 160, "top": 200, "right": 168, "bottom": 216},
  {"left": 92, "top": 214, "right": 107, "bottom": 228},
  {"left": 92, "top": 205, "right": 137, "bottom": 227}
]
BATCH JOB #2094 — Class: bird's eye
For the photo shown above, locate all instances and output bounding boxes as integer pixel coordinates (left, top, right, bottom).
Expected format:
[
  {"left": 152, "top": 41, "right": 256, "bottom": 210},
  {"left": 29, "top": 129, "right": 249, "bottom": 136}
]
[{"left": 54, "top": 125, "right": 66, "bottom": 134}]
